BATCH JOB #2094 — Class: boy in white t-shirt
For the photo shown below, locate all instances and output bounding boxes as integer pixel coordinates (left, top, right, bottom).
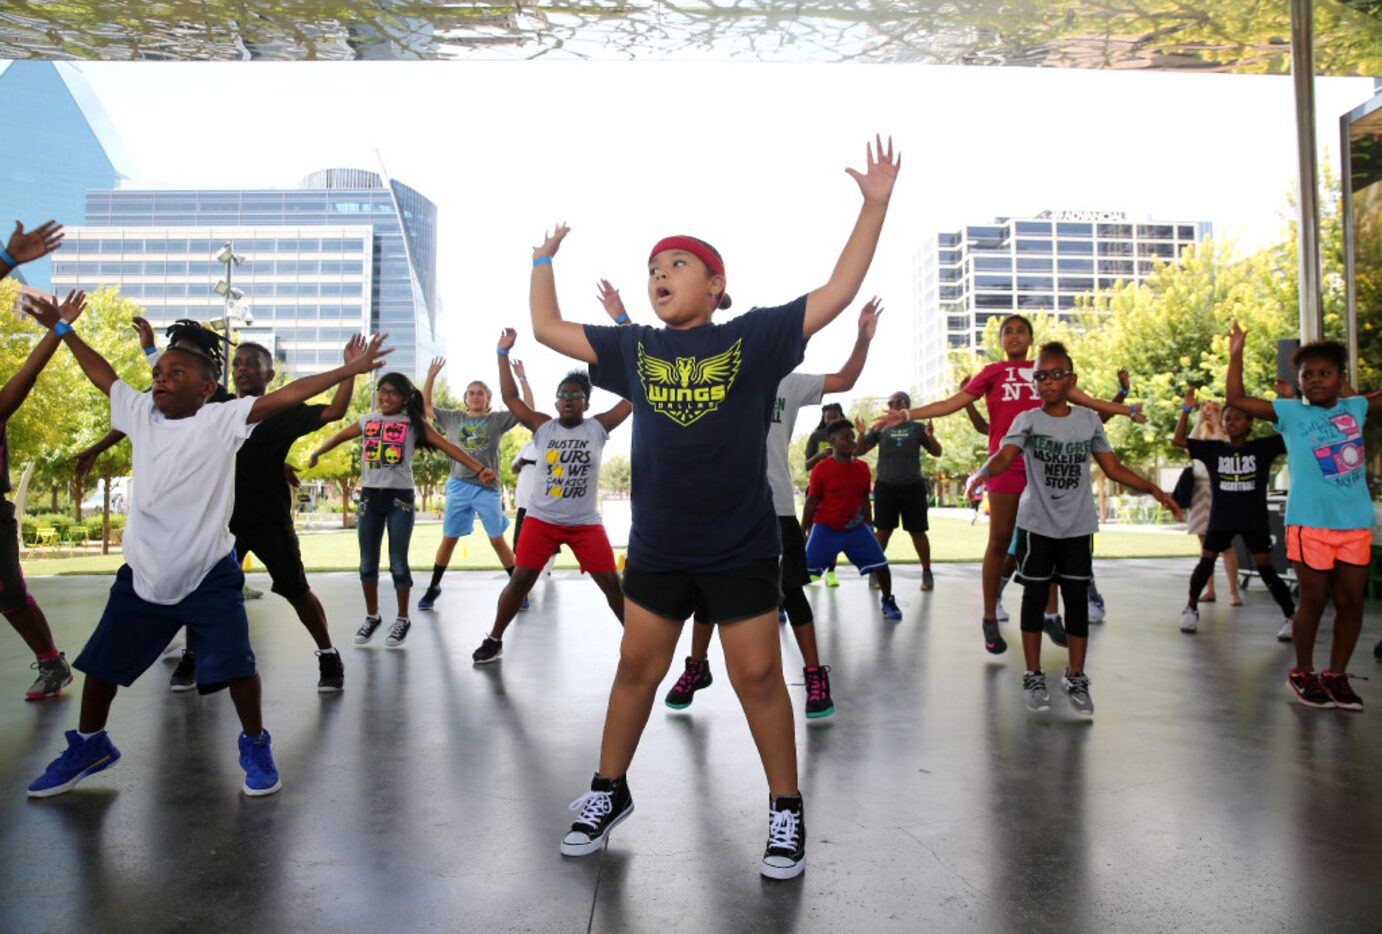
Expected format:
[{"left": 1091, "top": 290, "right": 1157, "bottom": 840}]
[
  {"left": 471, "top": 330, "right": 631, "bottom": 664},
  {"left": 26, "top": 306, "right": 389, "bottom": 799}
]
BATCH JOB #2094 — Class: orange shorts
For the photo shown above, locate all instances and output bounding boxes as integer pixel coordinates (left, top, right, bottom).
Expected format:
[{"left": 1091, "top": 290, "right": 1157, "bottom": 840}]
[{"left": 1285, "top": 525, "right": 1371, "bottom": 571}]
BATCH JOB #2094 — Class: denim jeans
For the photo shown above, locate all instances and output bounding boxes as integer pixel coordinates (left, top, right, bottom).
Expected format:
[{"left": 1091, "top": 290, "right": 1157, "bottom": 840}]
[{"left": 357, "top": 487, "right": 415, "bottom": 589}]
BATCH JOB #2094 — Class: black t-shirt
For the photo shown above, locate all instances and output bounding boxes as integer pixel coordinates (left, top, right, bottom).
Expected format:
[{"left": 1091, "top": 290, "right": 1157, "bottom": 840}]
[
  {"left": 231, "top": 402, "right": 326, "bottom": 533},
  {"left": 0, "top": 425, "right": 10, "bottom": 496},
  {"left": 1186, "top": 434, "right": 1287, "bottom": 532},
  {"left": 585, "top": 297, "right": 807, "bottom": 573},
  {"left": 863, "top": 421, "right": 930, "bottom": 487}
]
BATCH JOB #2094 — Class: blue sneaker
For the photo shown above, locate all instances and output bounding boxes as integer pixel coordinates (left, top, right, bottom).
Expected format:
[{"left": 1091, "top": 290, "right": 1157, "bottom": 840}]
[
  {"left": 778, "top": 608, "right": 788, "bottom": 624},
  {"left": 1088, "top": 591, "right": 1106, "bottom": 624},
  {"left": 880, "top": 595, "right": 902, "bottom": 621},
  {"left": 520, "top": 596, "right": 530, "bottom": 612},
  {"left": 417, "top": 586, "right": 441, "bottom": 611},
  {"left": 28, "top": 730, "right": 121, "bottom": 798},
  {"left": 239, "top": 731, "right": 282, "bottom": 796}
]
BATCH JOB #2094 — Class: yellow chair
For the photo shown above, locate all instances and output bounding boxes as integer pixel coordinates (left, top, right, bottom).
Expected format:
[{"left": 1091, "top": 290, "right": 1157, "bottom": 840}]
[{"left": 35, "top": 526, "right": 57, "bottom": 549}]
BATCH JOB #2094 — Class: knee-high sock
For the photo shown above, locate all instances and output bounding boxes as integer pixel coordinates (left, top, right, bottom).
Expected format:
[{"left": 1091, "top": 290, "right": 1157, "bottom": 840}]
[
  {"left": 428, "top": 565, "right": 446, "bottom": 591},
  {"left": 1187, "top": 558, "right": 1215, "bottom": 609},
  {"left": 1257, "top": 563, "right": 1296, "bottom": 617}
]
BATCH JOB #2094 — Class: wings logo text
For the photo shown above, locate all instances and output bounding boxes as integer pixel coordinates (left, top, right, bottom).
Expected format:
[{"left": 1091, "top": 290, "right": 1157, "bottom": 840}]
[{"left": 637, "top": 339, "right": 743, "bottom": 426}]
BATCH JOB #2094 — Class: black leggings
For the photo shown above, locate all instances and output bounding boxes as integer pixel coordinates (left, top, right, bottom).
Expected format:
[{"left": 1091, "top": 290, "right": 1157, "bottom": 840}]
[
  {"left": 1021, "top": 578, "right": 1090, "bottom": 638},
  {"left": 1188, "top": 556, "right": 1294, "bottom": 616}
]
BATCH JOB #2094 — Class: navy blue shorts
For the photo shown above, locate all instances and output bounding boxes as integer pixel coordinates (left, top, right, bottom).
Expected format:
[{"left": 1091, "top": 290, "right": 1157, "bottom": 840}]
[
  {"left": 74, "top": 553, "right": 255, "bottom": 695},
  {"left": 805, "top": 523, "right": 889, "bottom": 577}
]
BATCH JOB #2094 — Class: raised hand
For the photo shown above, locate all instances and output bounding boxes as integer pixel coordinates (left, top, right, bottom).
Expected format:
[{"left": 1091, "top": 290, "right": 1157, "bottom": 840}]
[
  {"left": 132, "top": 316, "right": 155, "bottom": 350},
  {"left": 308, "top": 451, "right": 320, "bottom": 469},
  {"left": 1228, "top": 321, "right": 1246, "bottom": 357},
  {"left": 512, "top": 358, "right": 527, "bottom": 380},
  {"left": 342, "top": 333, "right": 368, "bottom": 365},
  {"left": 7, "top": 220, "right": 64, "bottom": 265},
  {"left": 1183, "top": 386, "right": 1197, "bottom": 410},
  {"left": 924, "top": 421, "right": 935, "bottom": 438},
  {"left": 597, "top": 279, "right": 628, "bottom": 322},
  {"left": 1118, "top": 368, "right": 1131, "bottom": 391},
  {"left": 349, "top": 333, "right": 392, "bottom": 373},
  {"left": 1127, "top": 405, "right": 1147, "bottom": 425},
  {"left": 74, "top": 447, "right": 99, "bottom": 480},
  {"left": 427, "top": 356, "right": 446, "bottom": 381},
  {"left": 857, "top": 297, "right": 883, "bottom": 340},
  {"left": 497, "top": 327, "right": 518, "bottom": 352},
  {"left": 533, "top": 223, "right": 570, "bottom": 261},
  {"left": 875, "top": 407, "right": 907, "bottom": 429},
  {"left": 1273, "top": 378, "right": 1296, "bottom": 400},
  {"left": 853, "top": 415, "right": 867, "bottom": 436},
  {"left": 844, "top": 135, "right": 901, "bottom": 206},
  {"left": 24, "top": 290, "right": 87, "bottom": 329}
]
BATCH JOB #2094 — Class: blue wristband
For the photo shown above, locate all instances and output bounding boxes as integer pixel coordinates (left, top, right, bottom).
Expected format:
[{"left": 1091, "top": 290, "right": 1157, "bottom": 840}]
[
  {"left": 1128, "top": 403, "right": 1138, "bottom": 416},
  {"left": 143, "top": 345, "right": 158, "bottom": 356},
  {"left": 1181, "top": 405, "right": 1193, "bottom": 413},
  {"left": 0, "top": 248, "right": 15, "bottom": 269},
  {"left": 497, "top": 348, "right": 510, "bottom": 355},
  {"left": 614, "top": 314, "right": 630, "bottom": 324},
  {"left": 532, "top": 256, "right": 552, "bottom": 268},
  {"left": 53, "top": 321, "right": 73, "bottom": 337}
]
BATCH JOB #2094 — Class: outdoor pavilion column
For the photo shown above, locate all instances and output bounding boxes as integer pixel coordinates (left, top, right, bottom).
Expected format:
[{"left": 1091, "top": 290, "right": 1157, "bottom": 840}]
[{"left": 1291, "top": 0, "right": 1324, "bottom": 343}]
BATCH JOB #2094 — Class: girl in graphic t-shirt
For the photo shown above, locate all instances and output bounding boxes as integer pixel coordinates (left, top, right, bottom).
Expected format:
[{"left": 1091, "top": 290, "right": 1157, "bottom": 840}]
[
  {"left": 527, "top": 137, "right": 901, "bottom": 882},
  {"left": 310, "top": 372, "right": 495, "bottom": 649},
  {"left": 879, "top": 314, "right": 1143, "bottom": 655}
]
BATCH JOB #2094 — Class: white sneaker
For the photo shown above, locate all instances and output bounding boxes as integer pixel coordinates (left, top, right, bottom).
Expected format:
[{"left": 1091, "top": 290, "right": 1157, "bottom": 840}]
[
  {"left": 1277, "top": 618, "right": 1293, "bottom": 643},
  {"left": 1087, "top": 593, "right": 1106, "bottom": 624},
  {"left": 995, "top": 600, "right": 1010, "bottom": 623},
  {"left": 1179, "top": 606, "right": 1199, "bottom": 633}
]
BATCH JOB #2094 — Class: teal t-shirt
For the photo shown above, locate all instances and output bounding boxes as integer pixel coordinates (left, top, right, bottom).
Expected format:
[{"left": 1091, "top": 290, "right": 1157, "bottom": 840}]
[{"left": 1272, "top": 396, "right": 1371, "bottom": 530}]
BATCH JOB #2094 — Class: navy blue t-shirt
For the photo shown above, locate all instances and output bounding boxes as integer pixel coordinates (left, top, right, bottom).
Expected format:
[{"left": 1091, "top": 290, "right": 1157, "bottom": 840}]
[{"left": 585, "top": 297, "right": 807, "bottom": 573}]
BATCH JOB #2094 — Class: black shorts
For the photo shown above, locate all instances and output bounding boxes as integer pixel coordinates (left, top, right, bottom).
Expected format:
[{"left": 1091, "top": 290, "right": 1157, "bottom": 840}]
[
  {"left": 233, "top": 523, "right": 311, "bottom": 600},
  {"left": 873, "top": 480, "right": 928, "bottom": 533},
  {"left": 1014, "top": 529, "right": 1093, "bottom": 583},
  {"left": 622, "top": 559, "right": 782, "bottom": 625},
  {"left": 1203, "top": 528, "right": 1273, "bottom": 556},
  {"left": 0, "top": 501, "right": 35, "bottom": 615},
  {"left": 779, "top": 516, "right": 809, "bottom": 591}
]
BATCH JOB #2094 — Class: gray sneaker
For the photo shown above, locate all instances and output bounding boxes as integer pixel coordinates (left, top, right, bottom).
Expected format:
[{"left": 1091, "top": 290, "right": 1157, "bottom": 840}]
[
  {"left": 1277, "top": 618, "right": 1294, "bottom": 643},
  {"left": 385, "top": 617, "right": 411, "bottom": 648},
  {"left": 920, "top": 569, "right": 935, "bottom": 592},
  {"left": 1061, "top": 670, "right": 1094, "bottom": 717},
  {"left": 25, "top": 653, "right": 73, "bottom": 700},
  {"left": 1023, "top": 670, "right": 1049, "bottom": 712},
  {"left": 1179, "top": 606, "right": 1199, "bottom": 634}
]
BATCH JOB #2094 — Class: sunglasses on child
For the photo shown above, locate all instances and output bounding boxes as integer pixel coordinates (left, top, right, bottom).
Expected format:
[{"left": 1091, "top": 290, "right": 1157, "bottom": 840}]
[
  {"left": 887, "top": 399, "right": 908, "bottom": 408},
  {"left": 556, "top": 390, "right": 587, "bottom": 400},
  {"left": 1032, "top": 368, "right": 1075, "bottom": 382}
]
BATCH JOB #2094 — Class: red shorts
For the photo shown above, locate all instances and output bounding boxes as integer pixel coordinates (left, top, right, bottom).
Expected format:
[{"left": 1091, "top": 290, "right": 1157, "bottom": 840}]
[
  {"left": 514, "top": 515, "right": 617, "bottom": 575},
  {"left": 1286, "top": 525, "right": 1371, "bottom": 571},
  {"left": 987, "top": 454, "right": 1027, "bottom": 496}
]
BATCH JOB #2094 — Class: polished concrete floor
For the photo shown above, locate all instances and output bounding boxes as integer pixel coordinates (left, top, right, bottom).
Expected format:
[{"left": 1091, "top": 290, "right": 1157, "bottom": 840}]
[{"left": 2, "top": 560, "right": 1381, "bottom": 933}]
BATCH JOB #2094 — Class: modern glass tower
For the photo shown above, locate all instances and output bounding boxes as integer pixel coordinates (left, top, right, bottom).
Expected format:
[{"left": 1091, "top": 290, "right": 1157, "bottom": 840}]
[
  {"left": 912, "top": 210, "right": 1211, "bottom": 400},
  {"left": 71, "top": 168, "right": 441, "bottom": 377},
  {"left": 0, "top": 61, "right": 135, "bottom": 293}
]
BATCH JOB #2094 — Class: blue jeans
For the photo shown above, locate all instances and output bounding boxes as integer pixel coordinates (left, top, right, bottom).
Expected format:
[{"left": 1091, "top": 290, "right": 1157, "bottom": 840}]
[{"left": 358, "top": 488, "right": 415, "bottom": 589}]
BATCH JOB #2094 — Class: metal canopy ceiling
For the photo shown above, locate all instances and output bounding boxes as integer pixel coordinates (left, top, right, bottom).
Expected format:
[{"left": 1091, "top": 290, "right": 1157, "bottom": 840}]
[{"left": 2, "top": 0, "right": 1381, "bottom": 68}]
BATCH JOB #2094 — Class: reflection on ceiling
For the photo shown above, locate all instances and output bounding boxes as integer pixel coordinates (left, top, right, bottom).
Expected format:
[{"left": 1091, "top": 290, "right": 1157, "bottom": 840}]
[{"left": 1, "top": 1, "right": 1381, "bottom": 69}]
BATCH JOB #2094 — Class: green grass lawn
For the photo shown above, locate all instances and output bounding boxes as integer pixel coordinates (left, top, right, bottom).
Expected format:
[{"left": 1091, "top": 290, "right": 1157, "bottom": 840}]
[{"left": 21, "top": 513, "right": 1198, "bottom": 577}]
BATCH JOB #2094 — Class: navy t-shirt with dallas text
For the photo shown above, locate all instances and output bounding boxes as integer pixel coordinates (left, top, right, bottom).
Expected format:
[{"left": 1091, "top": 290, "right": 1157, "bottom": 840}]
[{"left": 585, "top": 297, "right": 807, "bottom": 573}]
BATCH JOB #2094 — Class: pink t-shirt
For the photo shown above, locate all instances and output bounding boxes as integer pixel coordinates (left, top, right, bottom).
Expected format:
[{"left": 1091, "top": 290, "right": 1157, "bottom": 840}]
[{"left": 963, "top": 361, "right": 1041, "bottom": 454}]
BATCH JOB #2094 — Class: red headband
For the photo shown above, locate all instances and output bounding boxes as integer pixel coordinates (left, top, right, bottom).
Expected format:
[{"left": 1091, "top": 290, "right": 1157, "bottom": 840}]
[{"left": 648, "top": 236, "right": 726, "bottom": 280}]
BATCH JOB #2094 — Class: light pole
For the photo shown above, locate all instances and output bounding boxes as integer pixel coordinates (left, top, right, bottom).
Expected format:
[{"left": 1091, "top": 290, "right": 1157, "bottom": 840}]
[{"left": 213, "top": 241, "right": 247, "bottom": 388}]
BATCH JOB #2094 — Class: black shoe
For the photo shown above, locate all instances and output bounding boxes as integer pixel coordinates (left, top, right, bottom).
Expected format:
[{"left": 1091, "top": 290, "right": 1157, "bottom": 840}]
[
  {"left": 920, "top": 569, "right": 935, "bottom": 591},
  {"left": 1374, "top": 638, "right": 1381, "bottom": 664},
  {"left": 472, "top": 636, "right": 503, "bottom": 665},
  {"left": 561, "top": 774, "right": 634, "bottom": 856},
  {"left": 417, "top": 586, "right": 442, "bottom": 610},
  {"left": 169, "top": 650, "right": 196, "bottom": 692},
  {"left": 760, "top": 794, "right": 806, "bottom": 880},
  {"left": 316, "top": 650, "right": 344, "bottom": 693},
  {"left": 981, "top": 617, "right": 1007, "bottom": 655},
  {"left": 664, "top": 656, "right": 712, "bottom": 709},
  {"left": 1043, "top": 613, "right": 1069, "bottom": 648},
  {"left": 803, "top": 666, "right": 835, "bottom": 719}
]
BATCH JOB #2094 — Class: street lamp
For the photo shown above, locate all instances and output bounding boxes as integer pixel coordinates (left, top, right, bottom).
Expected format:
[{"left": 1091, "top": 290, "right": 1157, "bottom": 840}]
[{"left": 212, "top": 241, "right": 246, "bottom": 388}]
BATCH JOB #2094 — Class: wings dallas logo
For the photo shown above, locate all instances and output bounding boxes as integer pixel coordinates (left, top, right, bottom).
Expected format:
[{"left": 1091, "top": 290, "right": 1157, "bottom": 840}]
[{"left": 636, "top": 339, "right": 743, "bottom": 426}]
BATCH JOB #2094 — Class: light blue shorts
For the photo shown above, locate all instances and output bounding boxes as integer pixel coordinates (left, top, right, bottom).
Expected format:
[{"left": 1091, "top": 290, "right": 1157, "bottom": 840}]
[{"left": 442, "top": 477, "right": 509, "bottom": 539}]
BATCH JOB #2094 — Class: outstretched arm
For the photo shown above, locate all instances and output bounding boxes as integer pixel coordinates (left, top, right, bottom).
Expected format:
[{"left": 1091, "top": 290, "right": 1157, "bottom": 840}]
[
  {"left": 823, "top": 298, "right": 881, "bottom": 393},
  {"left": 804, "top": 136, "right": 902, "bottom": 339},
  {"left": 1098, "top": 369, "right": 1132, "bottom": 424},
  {"left": 880, "top": 388, "right": 981, "bottom": 428},
  {"left": 2, "top": 291, "right": 86, "bottom": 421},
  {"left": 955, "top": 375, "right": 990, "bottom": 434},
  {"left": 965, "top": 443, "right": 1021, "bottom": 502},
  {"left": 922, "top": 421, "right": 942, "bottom": 457},
  {"left": 511, "top": 357, "right": 536, "bottom": 409},
  {"left": 31, "top": 293, "right": 118, "bottom": 396},
  {"left": 531, "top": 224, "right": 598, "bottom": 364},
  {"left": 76, "top": 429, "right": 126, "bottom": 480},
  {"left": 1172, "top": 386, "right": 1196, "bottom": 449},
  {"left": 308, "top": 423, "right": 362, "bottom": 467},
  {"left": 1, "top": 220, "right": 63, "bottom": 281},
  {"left": 1093, "top": 451, "right": 1183, "bottom": 520},
  {"left": 251, "top": 333, "right": 391, "bottom": 423},
  {"left": 321, "top": 334, "right": 367, "bottom": 424},
  {"left": 496, "top": 328, "right": 547, "bottom": 432},
  {"left": 1069, "top": 386, "right": 1143, "bottom": 423},
  {"left": 595, "top": 400, "right": 633, "bottom": 433},
  {"left": 1224, "top": 321, "right": 1275, "bottom": 421},
  {"left": 423, "top": 423, "right": 496, "bottom": 483},
  {"left": 597, "top": 279, "right": 634, "bottom": 326},
  {"left": 422, "top": 356, "right": 445, "bottom": 421}
]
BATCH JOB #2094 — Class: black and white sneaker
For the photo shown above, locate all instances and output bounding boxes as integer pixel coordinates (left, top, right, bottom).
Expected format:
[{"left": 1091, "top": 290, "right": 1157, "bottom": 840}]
[
  {"left": 316, "top": 650, "right": 344, "bottom": 693},
  {"left": 982, "top": 617, "right": 1007, "bottom": 655},
  {"left": 472, "top": 636, "right": 503, "bottom": 665},
  {"left": 1023, "top": 670, "right": 1050, "bottom": 711},
  {"left": 354, "top": 614, "right": 383, "bottom": 645},
  {"left": 385, "top": 617, "right": 411, "bottom": 648},
  {"left": 1043, "top": 613, "right": 1068, "bottom": 648},
  {"left": 760, "top": 794, "right": 806, "bottom": 880},
  {"left": 561, "top": 774, "right": 634, "bottom": 856},
  {"left": 169, "top": 650, "right": 196, "bottom": 692}
]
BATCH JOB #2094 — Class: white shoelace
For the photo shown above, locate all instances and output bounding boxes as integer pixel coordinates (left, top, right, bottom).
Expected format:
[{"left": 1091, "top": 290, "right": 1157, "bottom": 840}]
[
  {"left": 568, "top": 790, "right": 613, "bottom": 828},
  {"left": 767, "top": 807, "right": 800, "bottom": 851},
  {"left": 389, "top": 618, "right": 409, "bottom": 639}
]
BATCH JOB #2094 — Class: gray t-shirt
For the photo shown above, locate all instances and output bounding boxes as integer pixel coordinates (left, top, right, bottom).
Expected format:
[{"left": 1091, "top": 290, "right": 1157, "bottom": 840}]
[
  {"left": 863, "top": 421, "right": 930, "bottom": 487},
  {"left": 358, "top": 412, "right": 418, "bottom": 490},
  {"left": 767, "top": 373, "right": 825, "bottom": 516},
  {"left": 527, "top": 417, "right": 609, "bottom": 527},
  {"left": 1001, "top": 407, "right": 1111, "bottom": 538},
  {"left": 434, "top": 408, "right": 518, "bottom": 491}
]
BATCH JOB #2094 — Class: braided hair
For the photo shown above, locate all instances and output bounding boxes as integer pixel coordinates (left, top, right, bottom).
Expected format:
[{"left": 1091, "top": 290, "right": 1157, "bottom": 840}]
[
  {"left": 378, "top": 372, "right": 436, "bottom": 451},
  {"left": 164, "top": 319, "right": 229, "bottom": 380}
]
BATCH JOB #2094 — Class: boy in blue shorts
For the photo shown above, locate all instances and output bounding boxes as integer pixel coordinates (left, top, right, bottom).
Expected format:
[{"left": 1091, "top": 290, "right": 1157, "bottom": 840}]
[
  {"left": 803, "top": 419, "right": 902, "bottom": 621},
  {"left": 25, "top": 295, "right": 388, "bottom": 798}
]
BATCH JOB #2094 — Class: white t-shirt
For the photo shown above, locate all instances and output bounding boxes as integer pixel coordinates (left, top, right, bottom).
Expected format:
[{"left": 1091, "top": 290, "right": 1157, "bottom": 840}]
[
  {"left": 514, "top": 441, "right": 540, "bottom": 511},
  {"left": 111, "top": 380, "right": 257, "bottom": 604},
  {"left": 528, "top": 418, "right": 609, "bottom": 527},
  {"left": 767, "top": 373, "right": 825, "bottom": 516}
]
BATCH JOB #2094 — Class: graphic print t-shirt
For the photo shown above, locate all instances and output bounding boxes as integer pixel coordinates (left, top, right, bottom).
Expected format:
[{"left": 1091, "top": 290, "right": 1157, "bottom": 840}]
[
  {"left": 358, "top": 413, "right": 417, "bottom": 490},
  {"left": 1272, "top": 397, "right": 1372, "bottom": 530},
  {"left": 807, "top": 457, "right": 872, "bottom": 531},
  {"left": 232, "top": 402, "right": 326, "bottom": 534},
  {"left": 1001, "top": 407, "right": 1111, "bottom": 539},
  {"left": 1186, "top": 434, "right": 1286, "bottom": 533},
  {"left": 964, "top": 361, "right": 1042, "bottom": 456},
  {"left": 434, "top": 409, "right": 517, "bottom": 491},
  {"left": 528, "top": 418, "right": 609, "bottom": 527},
  {"left": 767, "top": 372, "right": 825, "bottom": 516},
  {"left": 584, "top": 297, "right": 807, "bottom": 572},
  {"left": 863, "top": 421, "right": 930, "bottom": 487}
]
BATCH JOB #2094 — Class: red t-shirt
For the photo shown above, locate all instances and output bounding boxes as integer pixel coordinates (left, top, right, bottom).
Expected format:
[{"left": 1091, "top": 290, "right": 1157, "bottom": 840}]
[
  {"left": 963, "top": 360, "right": 1042, "bottom": 454},
  {"left": 807, "top": 457, "right": 872, "bottom": 531}
]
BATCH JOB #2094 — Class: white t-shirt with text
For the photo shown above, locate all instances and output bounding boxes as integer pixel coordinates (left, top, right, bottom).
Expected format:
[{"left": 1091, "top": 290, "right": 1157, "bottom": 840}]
[{"left": 528, "top": 418, "right": 609, "bottom": 527}]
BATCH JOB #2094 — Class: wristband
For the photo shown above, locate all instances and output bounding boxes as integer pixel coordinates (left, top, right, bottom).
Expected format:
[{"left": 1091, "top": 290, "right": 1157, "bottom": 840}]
[
  {"left": 143, "top": 345, "right": 158, "bottom": 356},
  {"left": 53, "top": 321, "right": 73, "bottom": 337},
  {"left": 1181, "top": 404, "right": 1193, "bottom": 413},
  {"left": 976, "top": 466, "right": 990, "bottom": 477},
  {"left": 614, "top": 314, "right": 630, "bottom": 324},
  {"left": 1115, "top": 388, "right": 1128, "bottom": 397},
  {"left": 0, "top": 248, "right": 16, "bottom": 269},
  {"left": 518, "top": 375, "right": 528, "bottom": 381},
  {"left": 1128, "top": 403, "right": 1138, "bottom": 416},
  {"left": 497, "top": 348, "right": 510, "bottom": 355},
  {"left": 532, "top": 255, "right": 552, "bottom": 268}
]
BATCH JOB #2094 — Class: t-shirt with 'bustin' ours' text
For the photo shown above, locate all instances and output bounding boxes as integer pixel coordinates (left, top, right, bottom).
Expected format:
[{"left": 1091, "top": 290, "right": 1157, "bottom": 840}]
[{"left": 528, "top": 417, "right": 609, "bottom": 527}]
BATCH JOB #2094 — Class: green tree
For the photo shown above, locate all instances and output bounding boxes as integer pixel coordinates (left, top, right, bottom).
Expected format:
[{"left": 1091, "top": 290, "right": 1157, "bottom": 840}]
[{"left": 600, "top": 454, "right": 631, "bottom": 493}]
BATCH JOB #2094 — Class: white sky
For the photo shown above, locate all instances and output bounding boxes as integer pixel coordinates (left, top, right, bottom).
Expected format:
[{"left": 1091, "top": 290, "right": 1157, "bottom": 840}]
[{"left": 76, "top": 62, "right": 1376, "bottom": 453}]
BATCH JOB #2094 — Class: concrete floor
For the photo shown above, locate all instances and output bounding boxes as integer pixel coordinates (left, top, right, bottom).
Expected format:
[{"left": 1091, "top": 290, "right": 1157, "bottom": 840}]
[{"left": 1, "top": 560, "right": 1380, "bottom": 933}]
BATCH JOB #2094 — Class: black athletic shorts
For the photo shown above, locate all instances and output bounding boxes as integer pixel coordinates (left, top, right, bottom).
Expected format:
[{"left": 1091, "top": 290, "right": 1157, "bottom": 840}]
[
  {"left": 779, "top": 516, "right": 810, "bottom": 591},
  {"left": 1014, "top": 529, "right": 1093, "bottom": 583},
  {"left": 622, "top": 559, "right": 782, "bottom": 625},
  {"left": 1203, "top": 528, "right": 1272, "bottom": 556},
  {"left": 873, "top": 480, "right": 928, "bottom": 533},
  {"left": 0, "top": 501, "right": 34, "bottom": 614},
  {"left": 232, "top": 523, "right": 311, "bottom": 600}
]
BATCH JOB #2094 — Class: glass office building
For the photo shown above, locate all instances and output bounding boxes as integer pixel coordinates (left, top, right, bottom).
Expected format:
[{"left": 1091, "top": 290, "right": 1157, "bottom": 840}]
[
  {"left": 66, "top": 168, "right": 441, "bottom": 377},
  {"left": 912, "top": 210, "right": 1211, "bottom": 400}
]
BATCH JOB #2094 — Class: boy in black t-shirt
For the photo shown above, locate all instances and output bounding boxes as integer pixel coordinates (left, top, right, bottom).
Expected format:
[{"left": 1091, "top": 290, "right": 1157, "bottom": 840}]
[{"left": 1172, "top": 387, "right": 1293, "bottom": 636}]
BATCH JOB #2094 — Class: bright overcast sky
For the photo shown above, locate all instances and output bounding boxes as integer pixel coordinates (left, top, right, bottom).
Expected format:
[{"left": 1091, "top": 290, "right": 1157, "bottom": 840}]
[{"left": 76, "top": 62, "right": 1375, "bottom": 450}]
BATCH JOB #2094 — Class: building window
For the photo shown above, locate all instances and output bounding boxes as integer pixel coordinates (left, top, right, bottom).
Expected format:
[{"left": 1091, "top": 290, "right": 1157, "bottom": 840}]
[
  {"left": 1099, "top": 241, "right": 1134, "bottom": 256},
  {"left": 1178, "top": 225, "right": 1196, "bottom": 239},
  {"left": 976, "top": 275, "right": 1012, "bottom": 290},
  {"left": 1097, "top": 224, "right": 1133, "bottom": 238},
  {"left": 1138, "top": 242, "right": 1176, "bottom": 258},
  {"left": 1015, "top": 221, "right": 1051, "bottom": 236},
  {"left": 1057, "top": 258, "right": 1094, "bottom": 273},
  {"left": 974, "top": 256, "right": 1011, "bottom": 272},
  {"left": 1058, "top": 277, "right": 1094, "bottom": 292},
  {"left": 1137, "top": 224, "right": 1174, "bottom": 239},
  {"left": 1056, "top": 240, "right": 1093, "bottom": 255},
  {"left": 1056, "top": 222, "right": 1092, "bottom": 237},
  {"left": 1015, "top": 239, "right": 1050, "bottom": 254},
  {"left": 1017, "top": 257, "right": 1051, "bottom": 273},
  {"left": 975, "top": 293, "right": 1013, "bottom": 309},
  {"left": 1016, "top": 276, "right": 1051, "bottom": 292}
]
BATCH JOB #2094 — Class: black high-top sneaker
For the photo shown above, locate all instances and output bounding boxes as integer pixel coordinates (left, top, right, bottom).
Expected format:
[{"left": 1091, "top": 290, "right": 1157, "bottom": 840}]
[
  {"left": 561, "top": 773, "right": 634, "bottom": 856},
  {"left": 760, "top": 793, "right": 806, "bottom": 880}
]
